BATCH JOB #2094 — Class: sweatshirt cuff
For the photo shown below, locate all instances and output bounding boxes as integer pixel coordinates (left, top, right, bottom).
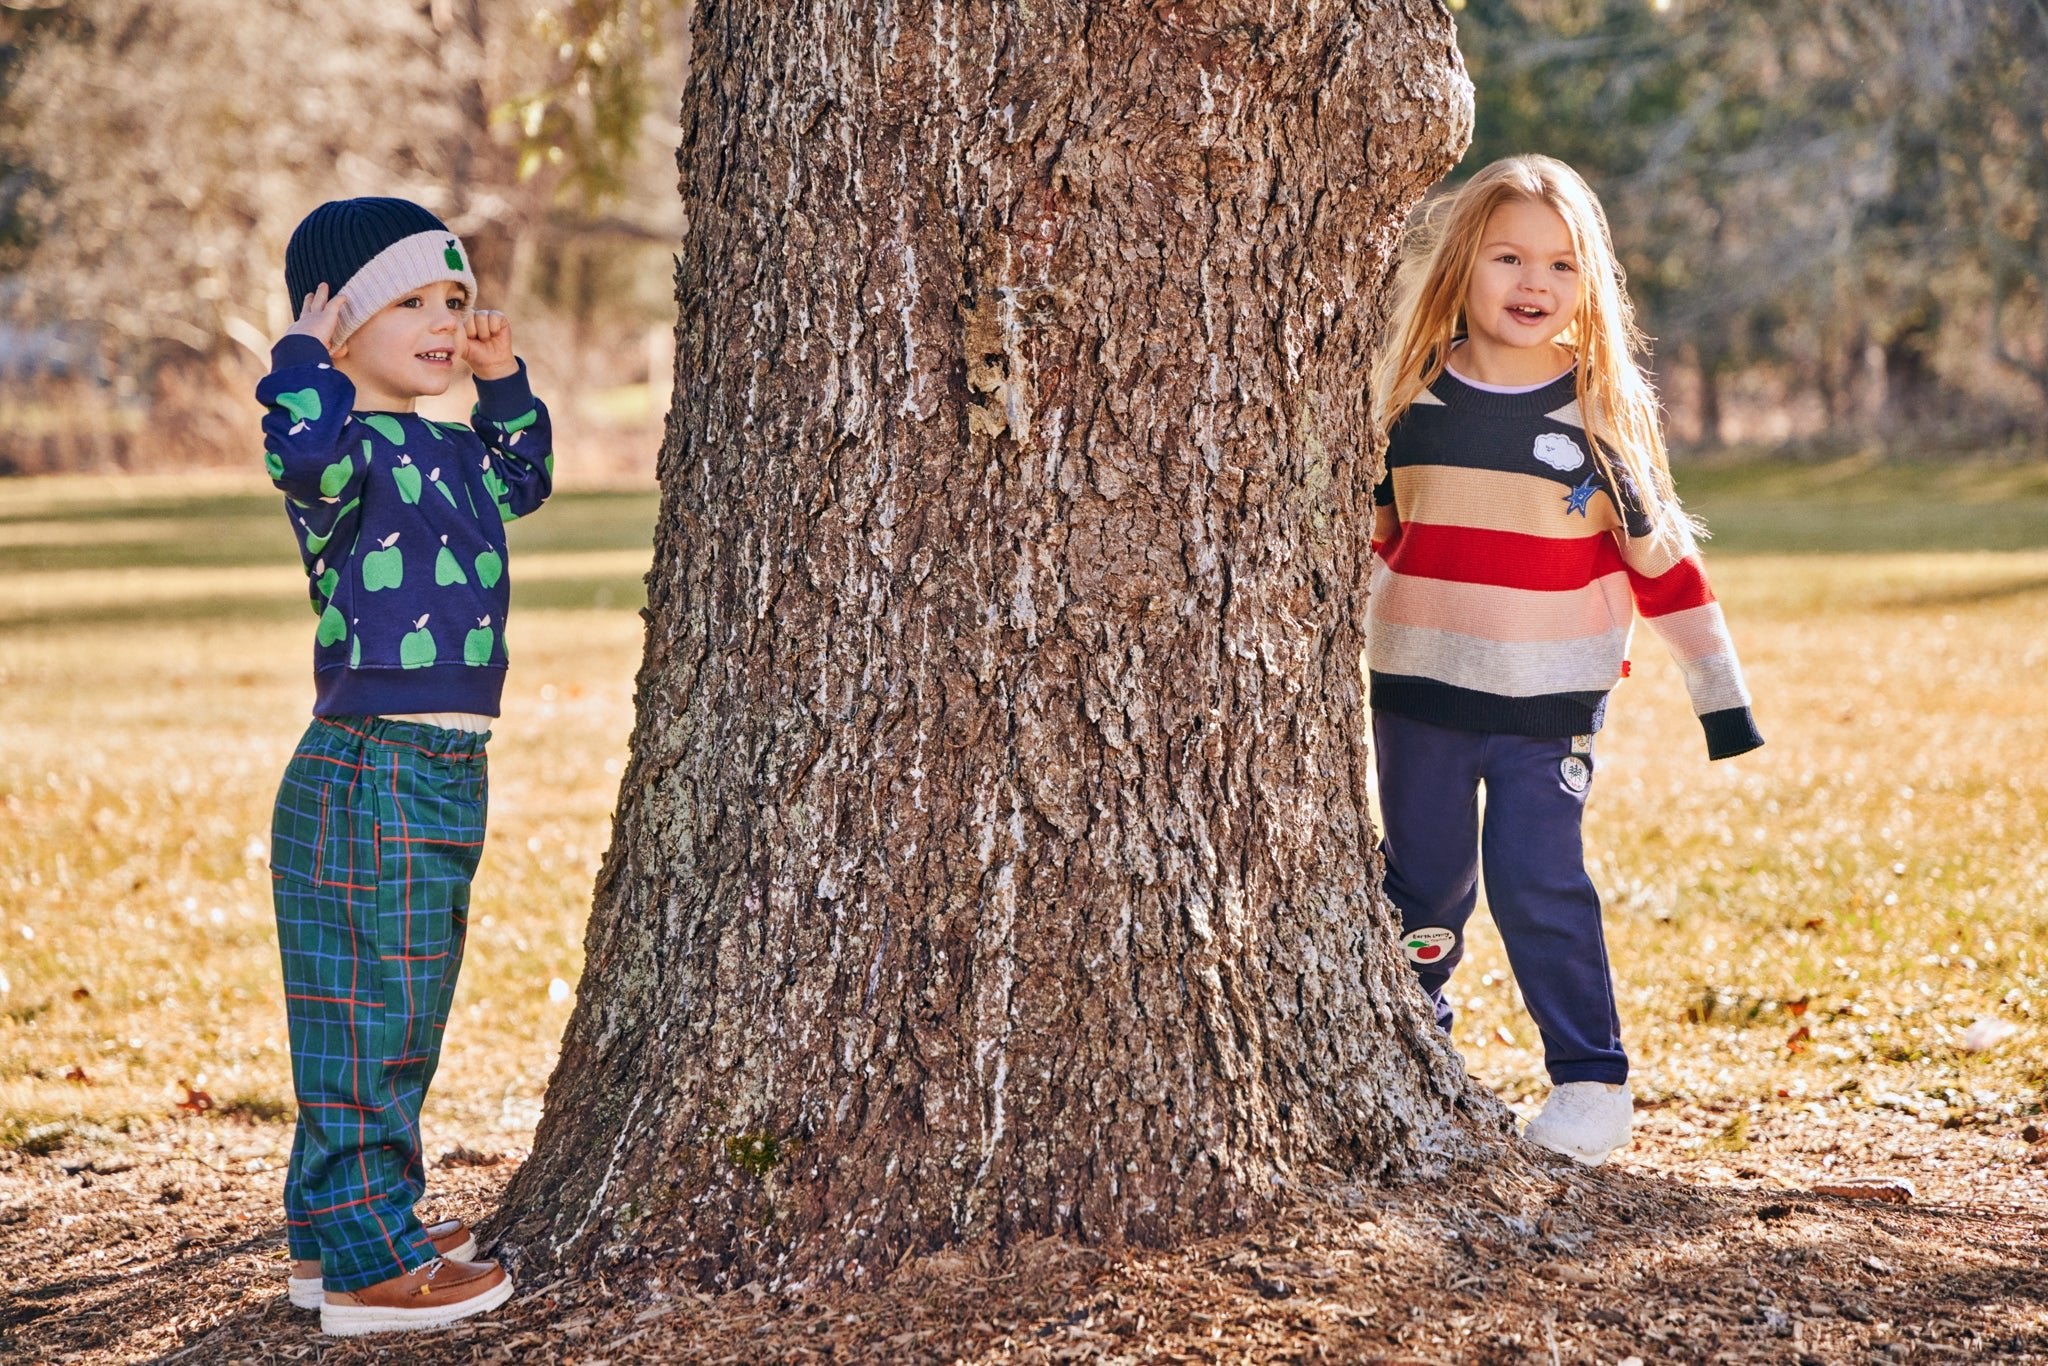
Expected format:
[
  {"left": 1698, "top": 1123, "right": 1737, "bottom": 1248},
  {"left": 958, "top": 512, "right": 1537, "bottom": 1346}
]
[
  {"left": 270, "top": 334, "right": 334, "bottom": 370},
  {"left": 1702, "top": 707, "right": 1764, "bottom": 760},
  {"left": 473, "top": 357, "right": 535, "bottom": 419}
]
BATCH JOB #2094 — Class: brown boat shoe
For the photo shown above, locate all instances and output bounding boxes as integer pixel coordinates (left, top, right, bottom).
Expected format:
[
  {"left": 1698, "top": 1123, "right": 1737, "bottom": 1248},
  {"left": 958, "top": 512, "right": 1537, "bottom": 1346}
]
[
  {"left": 287, "top": 1219, "right": 479, "bottom": 1309},
  {"left": 319, "top": 1255, "right": 513, "bottom": 1336}
]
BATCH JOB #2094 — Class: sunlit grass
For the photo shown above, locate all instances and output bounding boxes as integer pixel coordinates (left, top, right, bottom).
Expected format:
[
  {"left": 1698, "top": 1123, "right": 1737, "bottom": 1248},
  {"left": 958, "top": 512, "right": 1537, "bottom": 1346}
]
[
  {"left": 2, "top": 465, "right": 2045, "bottom": 1159},
  {"left": 0, "top": 473, "right": 652, "bottom": 1145}
]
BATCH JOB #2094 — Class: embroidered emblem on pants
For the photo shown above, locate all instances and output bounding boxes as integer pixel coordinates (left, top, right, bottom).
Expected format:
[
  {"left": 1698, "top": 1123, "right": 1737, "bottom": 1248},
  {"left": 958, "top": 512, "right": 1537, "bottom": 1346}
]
[
  {"left": 1403, "top": 927, "right": 1457, "bottom": 964},
  {"left": 1559, "top": 754, "right": 1591, "bottom": 794}
]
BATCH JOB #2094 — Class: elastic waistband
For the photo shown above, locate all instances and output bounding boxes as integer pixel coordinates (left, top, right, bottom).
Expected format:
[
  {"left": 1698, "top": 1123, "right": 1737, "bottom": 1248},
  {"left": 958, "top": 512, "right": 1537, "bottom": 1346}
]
[{"left": 308, "top": 714, "right": 490, "bottom": 762}]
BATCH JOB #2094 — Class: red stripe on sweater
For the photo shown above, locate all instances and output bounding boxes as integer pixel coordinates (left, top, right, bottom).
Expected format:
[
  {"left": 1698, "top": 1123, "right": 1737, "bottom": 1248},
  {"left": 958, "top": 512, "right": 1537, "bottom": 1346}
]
[
  {"left": 1626, "top": 555, "right": 1717, "bottom": 618},
  {"left": 1383, "top": 522, "right": 1624, "bottom": 593}
]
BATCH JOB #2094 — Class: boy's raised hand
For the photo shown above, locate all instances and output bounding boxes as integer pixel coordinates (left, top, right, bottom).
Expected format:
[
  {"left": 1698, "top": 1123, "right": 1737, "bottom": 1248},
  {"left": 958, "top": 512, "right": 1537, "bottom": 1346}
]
[
  {"left": 283, "top": 283, "right": 347, "bottom": 352},
  {"left": 462, "top": 309, "right": 518, "bottom": 381}
]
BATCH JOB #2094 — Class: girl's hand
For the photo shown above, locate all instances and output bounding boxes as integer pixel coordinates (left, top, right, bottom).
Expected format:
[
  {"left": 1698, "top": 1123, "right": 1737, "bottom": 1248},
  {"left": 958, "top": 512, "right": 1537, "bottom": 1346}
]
[
  {"left": 463, "top": 309, "right": 518, "bottom": 381},
  {"left": 283, "top": 284, "right": 346, "bottom": 352}
]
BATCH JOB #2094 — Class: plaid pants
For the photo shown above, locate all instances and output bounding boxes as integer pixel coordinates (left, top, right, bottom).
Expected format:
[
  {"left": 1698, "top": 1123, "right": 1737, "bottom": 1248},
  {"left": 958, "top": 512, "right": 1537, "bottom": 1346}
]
[{"left": 270, "top": 715, "right": 489, "bottom": 1292}]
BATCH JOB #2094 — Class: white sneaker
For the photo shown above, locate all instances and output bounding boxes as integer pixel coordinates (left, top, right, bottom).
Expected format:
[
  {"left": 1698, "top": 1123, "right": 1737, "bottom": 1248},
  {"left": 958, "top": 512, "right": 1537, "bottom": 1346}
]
[{"left": 1523, "top": 1081, "right": 1634, "bottom": 1166}]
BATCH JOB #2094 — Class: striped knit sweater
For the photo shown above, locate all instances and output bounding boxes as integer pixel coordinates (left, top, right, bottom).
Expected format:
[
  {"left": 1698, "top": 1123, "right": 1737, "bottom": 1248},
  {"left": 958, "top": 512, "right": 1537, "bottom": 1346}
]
[{"left": 1368, "top": 368, "right": 1763, "bottom": 760}]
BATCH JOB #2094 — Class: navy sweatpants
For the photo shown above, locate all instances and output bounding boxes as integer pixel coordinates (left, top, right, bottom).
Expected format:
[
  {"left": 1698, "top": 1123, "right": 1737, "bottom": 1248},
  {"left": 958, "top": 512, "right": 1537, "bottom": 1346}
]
[{"left": 1373, "top": 712, "right": 1627, "bottom": 1085}]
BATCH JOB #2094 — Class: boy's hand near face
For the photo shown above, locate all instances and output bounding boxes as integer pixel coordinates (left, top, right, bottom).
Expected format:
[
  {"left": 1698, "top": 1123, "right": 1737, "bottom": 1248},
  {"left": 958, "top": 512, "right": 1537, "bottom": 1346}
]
[
  {"left": 463, "top": 309, "right": 518, "bottom": 381},
  {"left": 284, "top": 283, "right": 348, "bottom": 354}
]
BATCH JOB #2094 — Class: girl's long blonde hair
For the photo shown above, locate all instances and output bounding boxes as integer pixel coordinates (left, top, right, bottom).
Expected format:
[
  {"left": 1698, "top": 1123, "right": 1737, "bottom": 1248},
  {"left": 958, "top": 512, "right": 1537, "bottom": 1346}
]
[{"left": 1373, "top": 154, "right": 1697, "bottom": 545}]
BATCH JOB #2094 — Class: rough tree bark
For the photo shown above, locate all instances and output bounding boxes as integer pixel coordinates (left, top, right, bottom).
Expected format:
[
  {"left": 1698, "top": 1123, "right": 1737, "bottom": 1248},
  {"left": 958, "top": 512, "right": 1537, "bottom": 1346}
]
[{"left": 497, "top": 0, "right": 1487, "bottom": 1288}]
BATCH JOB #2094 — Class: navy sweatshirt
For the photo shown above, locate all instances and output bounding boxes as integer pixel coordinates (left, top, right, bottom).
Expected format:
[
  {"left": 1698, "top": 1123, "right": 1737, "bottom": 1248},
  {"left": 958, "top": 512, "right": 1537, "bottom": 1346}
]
[{"left": 257, "top": 334, "right": 554, "bottom": 718}]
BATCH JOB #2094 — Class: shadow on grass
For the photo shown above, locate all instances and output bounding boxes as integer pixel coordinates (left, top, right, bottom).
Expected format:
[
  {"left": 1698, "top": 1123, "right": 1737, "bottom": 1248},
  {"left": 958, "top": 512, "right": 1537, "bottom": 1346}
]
[
  {"left": 0, "top": 575, "right": 650, "bottom": 634},
  {"left": 1875, "top": 574, "right": 2048, "bottom": 610},
  {"left": 0, "top": 489, "right": 657, "bottom": 578}
]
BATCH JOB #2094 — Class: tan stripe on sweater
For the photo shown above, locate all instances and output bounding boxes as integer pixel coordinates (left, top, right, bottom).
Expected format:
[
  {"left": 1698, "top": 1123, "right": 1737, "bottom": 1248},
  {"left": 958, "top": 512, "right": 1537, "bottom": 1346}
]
[
  {"left": 1390, "top": 463, "right": 1622, "bottom": 537},
  {"left": 1367, "top": 568, "right": 1633, "bottom": 644}
]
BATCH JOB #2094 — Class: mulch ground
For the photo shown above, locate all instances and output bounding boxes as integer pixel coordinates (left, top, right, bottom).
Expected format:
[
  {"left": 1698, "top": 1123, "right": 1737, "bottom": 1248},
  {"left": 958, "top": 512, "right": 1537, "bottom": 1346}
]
[{"left": 3, "top": 1101, "right": 2044, "bottom": 1365}]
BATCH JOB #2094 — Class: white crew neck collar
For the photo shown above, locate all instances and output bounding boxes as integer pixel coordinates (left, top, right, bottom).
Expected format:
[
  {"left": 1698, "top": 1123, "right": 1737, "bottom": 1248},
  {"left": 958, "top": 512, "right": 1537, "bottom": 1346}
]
[{"left": 1445, "top": 361, "right": 1576, "bottom": 394}]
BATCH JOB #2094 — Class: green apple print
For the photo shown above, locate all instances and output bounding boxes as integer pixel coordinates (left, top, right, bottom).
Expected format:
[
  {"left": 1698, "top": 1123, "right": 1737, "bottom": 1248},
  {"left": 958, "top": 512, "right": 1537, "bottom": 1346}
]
[
  {"left": 314, "top": 557, "right": 339, "bottom": 602},
  {"left": 400, "top": 614, "right": 437, "bottom": 669},
  {"left": 421, "top": 419, "right": 446, "bottom": 440},
  {"left": 316, "top": 604, "right": 348, "bottom": 647},
  {"left": 463, "top": 616, "right": 494, "bottom": 666},
  {"left": 349, "top": 632, "right": 361, "bottom": 668},
  {"left": 482, "top": 455, "right": 514, "bottom": 520},
  {"left": 361, "top": 532, "right": 404, "bottom": 591},
  {"left": 392, "top": 454, "right": 422, "bottom": 504},
  {"left": 473, "top": 548, "right": 503, "bottom": 589},
  {"left": 498, "top": 408, "right": 538, "bottom": 446},
  {"left": 428, "top": 466, "right": 460, "bottom": 508},
  {"left": 301, "top": 500, "right": 353, "bottom": 555},
  {"left": 481, "top": 457, "right": 508, "bottom": 503},
  {"left": 362, "top": 414, "right": 407, "bottom": 446},
  {"left": 275, "top": 388, "right": 322, "bottom": 432},
  {"left": 264, "top": 449, "right": 284, "bottom": 479},
  {"left": 318, "top": 450, "right": 354, "bottom": 499},
  {"left": 435, "top": 536, "right": 469, "bottom": 586}
]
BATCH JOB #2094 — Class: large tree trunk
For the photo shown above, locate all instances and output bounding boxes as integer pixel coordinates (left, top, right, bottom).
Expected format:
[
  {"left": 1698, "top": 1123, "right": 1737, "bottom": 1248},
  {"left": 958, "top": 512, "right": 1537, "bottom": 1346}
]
[{"left": 497, "top": 0, "right": 1484, "bottom": 1288}]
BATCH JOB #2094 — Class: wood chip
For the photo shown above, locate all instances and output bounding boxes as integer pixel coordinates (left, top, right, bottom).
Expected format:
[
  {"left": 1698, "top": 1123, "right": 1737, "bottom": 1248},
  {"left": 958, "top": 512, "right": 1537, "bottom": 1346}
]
[
  {"left": 1810, "top": 1176, "right": 1915, "bottom": 1204},
  {"left": 1538, "top": 1263, "right": 1603, "bottom": 1285}
]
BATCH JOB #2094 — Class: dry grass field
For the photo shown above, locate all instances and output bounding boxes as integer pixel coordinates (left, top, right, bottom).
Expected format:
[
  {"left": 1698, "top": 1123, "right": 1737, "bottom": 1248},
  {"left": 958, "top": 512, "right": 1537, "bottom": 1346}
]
[{"left": 3, "top": 456, "right": 2047, "bottom": 1362}]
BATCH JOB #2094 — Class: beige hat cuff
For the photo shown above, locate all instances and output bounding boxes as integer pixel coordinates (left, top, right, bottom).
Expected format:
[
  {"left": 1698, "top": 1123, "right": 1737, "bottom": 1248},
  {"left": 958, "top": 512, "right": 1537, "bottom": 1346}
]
[{"left": 332, "top": 230, "right": 479, "bottom": 346}]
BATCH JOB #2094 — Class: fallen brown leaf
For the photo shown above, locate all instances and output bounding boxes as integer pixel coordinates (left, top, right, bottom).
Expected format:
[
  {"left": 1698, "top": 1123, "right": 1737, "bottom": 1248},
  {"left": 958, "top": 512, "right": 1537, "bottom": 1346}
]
[{"left": 1811, "top": 1176, "right": 1915, "bottom": 1204}]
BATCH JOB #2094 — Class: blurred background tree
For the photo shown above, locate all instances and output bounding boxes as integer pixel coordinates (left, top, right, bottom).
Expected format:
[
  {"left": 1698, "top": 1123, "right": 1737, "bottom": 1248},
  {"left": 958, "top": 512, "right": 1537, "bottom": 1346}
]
[
  {"left": 0, "top": 0, "right": 2040, "bottom": 473},
  {"left": 1457, "top": 0, "right": 2048, "bottom": 453},
  {"left": 0, "top": 0, "right": 687, "bottom": 475}
]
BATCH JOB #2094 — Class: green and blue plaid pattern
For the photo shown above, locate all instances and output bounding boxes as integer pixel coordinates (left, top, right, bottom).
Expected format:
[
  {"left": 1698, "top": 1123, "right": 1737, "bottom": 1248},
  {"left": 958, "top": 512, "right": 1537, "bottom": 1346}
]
[{"left": 270, "top": 715, "right": 489, "bottom": 1293}]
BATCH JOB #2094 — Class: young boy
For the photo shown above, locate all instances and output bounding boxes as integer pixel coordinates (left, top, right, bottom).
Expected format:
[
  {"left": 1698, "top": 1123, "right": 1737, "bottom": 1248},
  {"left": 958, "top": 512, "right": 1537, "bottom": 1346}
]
[{"left": 259, "top": 197, "right": 552, "bottom": 1336}]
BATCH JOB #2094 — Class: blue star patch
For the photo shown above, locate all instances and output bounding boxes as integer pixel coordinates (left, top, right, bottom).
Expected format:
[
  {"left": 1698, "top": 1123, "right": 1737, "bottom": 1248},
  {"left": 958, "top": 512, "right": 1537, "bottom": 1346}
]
[{"left": 1563, "top": 474, "right": 1599, "bottom": 517}]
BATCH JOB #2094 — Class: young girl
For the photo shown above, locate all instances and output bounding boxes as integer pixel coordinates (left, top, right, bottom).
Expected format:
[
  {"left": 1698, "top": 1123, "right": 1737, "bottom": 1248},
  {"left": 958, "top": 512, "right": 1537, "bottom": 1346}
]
[{"left": 1367, "top": 155, "right": 1762, "bottom": 1166}]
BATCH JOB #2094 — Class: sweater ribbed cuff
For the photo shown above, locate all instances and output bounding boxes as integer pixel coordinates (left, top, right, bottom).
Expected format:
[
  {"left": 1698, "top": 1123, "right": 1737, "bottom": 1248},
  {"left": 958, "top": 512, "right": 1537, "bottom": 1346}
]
[
  {"left": 270, "top": 334, "right": 334, "bottom": 370},
  {"left": 1701, "top": 707, "right": 1764, "bottom": 760},
  {"left": 472, "top": 358, "right": 536, "bottom": 420}
]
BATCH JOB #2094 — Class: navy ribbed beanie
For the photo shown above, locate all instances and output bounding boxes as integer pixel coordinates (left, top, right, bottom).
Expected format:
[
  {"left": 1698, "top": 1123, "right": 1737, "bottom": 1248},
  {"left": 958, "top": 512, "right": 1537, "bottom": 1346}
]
[{"left": 284, "top": 198, "right": 478, "bottom": 345}]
